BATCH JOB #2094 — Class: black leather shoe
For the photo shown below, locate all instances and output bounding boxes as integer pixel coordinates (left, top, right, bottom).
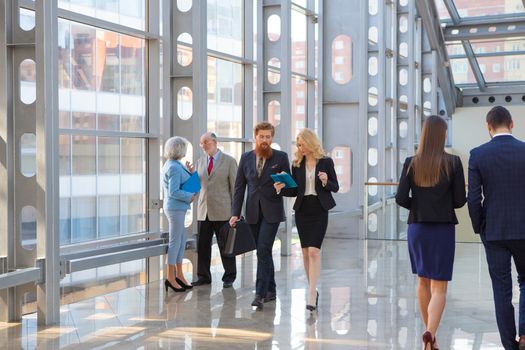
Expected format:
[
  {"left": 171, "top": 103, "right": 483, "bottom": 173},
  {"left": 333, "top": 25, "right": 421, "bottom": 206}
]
[
  {"left": 191, "top": 279, "right": 211, "bottom": 286},
  {"left": 223, "top": 281, "right": 233, "bottom": 288},
  {"left": 251, "top": 295, "right": 264, "bottom": 308},
  {"left": 263, "top": 291, "right": 276, "bottom": 303}
]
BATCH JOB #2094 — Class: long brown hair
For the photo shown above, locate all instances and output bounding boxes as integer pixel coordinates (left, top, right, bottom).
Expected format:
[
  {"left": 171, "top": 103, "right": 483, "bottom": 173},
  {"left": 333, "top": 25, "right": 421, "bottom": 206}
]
[{"left": 409, "top": 116, "right": 450, "bottom": 187}]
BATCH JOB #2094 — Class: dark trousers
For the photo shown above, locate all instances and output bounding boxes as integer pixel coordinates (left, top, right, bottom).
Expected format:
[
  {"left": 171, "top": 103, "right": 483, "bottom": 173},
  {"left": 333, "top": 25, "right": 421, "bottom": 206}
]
[
  {"left": 250, "top": 216, "right": 280, "bottom": 297},
  {"left": 482, "top": 238, "right": 525, "bottom": 350},
  {"left": 197, "top": 218, "right": 237, "bottom": 283}
]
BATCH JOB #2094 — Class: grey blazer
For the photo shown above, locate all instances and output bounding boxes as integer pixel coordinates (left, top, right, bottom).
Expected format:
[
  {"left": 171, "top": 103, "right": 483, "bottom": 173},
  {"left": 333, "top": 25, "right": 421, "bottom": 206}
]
[{"left": 196, "top": 150, "right": 238, "bottom": 221}]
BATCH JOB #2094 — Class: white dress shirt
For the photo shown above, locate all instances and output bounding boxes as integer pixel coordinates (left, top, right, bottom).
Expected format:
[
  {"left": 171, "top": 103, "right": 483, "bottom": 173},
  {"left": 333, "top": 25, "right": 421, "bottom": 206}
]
[
  {"left": 492, "top": 132, "right": 513, "bottom": 138},
  {"left": 304, "top": 165, "right": 317, "bottom": 196}
]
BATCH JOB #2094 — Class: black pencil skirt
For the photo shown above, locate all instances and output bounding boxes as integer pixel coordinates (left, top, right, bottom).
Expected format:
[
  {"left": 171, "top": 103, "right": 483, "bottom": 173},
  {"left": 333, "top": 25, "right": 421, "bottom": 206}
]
[{"left": 295, "top": 195, "right": 328, "bottom": 249}]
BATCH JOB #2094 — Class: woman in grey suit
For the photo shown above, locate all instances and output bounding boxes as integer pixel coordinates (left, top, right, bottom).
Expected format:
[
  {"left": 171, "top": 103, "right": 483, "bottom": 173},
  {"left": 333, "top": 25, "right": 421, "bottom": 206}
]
[{"left": 162, "top": 136, "right": 197, "bottom": 293}]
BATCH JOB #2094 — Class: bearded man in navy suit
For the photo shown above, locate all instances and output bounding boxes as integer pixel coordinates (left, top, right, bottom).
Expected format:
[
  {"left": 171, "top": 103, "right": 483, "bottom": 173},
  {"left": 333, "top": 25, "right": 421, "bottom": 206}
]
[{"left": 230, "top": 121, "right": 291, "bottom": 309}]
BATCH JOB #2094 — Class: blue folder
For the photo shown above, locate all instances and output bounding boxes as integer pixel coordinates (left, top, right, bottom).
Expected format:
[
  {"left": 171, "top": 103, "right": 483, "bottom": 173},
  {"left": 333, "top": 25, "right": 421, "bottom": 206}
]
[
  {"left": 182, "top": 172, "right": 201, "bottom": 193},
  {"left": 270, "top": 173, "right": 298, "bottom": 188}
]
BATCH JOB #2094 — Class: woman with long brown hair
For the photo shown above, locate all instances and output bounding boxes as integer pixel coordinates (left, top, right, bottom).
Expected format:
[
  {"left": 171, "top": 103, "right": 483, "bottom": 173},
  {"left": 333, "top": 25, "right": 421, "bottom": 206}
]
[{"left": 396, "top": 116, "right": 466, "bottom": 350}]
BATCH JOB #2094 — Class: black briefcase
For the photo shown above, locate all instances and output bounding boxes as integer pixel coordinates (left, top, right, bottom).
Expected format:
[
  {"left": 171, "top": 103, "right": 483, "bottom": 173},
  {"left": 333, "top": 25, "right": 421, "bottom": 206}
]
[{"left": 219, "top": 219, "right": 256, "bottom": 257}]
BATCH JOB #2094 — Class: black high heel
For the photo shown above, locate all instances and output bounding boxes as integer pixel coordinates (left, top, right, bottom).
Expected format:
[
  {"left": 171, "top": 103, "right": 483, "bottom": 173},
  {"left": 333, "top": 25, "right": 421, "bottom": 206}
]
[
  {"left": 306, "top": 291, "right": 319, "bottom": 312},
  {"left": 165, "top": 279, "right": 186, "bottom": 293},
  {"left": 176, "top": 277, "right": 193, "bottom": 290},
  {"left": 306, "top": 304, "right": 316, "bottom": 312}
]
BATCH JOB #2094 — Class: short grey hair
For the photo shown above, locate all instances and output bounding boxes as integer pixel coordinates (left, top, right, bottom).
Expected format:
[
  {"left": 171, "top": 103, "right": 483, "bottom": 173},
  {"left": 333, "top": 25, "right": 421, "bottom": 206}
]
[{"left": 164, "top": 136, "right": 188, "bottom": 160}]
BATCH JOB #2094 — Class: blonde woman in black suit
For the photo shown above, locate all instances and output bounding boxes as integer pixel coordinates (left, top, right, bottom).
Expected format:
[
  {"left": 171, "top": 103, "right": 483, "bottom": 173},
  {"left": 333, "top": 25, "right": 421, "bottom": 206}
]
[{"left": 274, "top": 128, "right": 339, "bottom": 312}]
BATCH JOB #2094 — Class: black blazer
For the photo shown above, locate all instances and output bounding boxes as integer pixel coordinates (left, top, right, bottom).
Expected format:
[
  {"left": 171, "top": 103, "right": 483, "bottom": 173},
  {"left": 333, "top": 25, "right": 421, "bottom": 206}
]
[
  {"left": 231, "top": 149, "right": 291, "bottom": 224},
  {"left": 282, "top": 157, "right": 339, "bottom": 211},
  {"left": 395, "top": 154, "right": 466, "bottom": 224}
]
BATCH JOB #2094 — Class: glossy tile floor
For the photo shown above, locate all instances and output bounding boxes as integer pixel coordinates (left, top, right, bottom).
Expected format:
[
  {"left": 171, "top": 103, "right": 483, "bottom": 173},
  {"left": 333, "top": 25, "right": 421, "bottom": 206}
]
[{"left": 0, "top": 238, "right": 515, "bottom": 349}]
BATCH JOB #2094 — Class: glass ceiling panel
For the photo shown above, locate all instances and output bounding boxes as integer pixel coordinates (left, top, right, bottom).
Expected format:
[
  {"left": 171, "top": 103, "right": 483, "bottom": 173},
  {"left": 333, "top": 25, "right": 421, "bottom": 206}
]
[
  {"left": 452, "top": 0, "right": 525, "bottom": 18},
  {"left": 450, "top": 58, "right": 477, "bottom": 84},
  {"left": 447, "top": 43, "right": 465, "bottom": 56},
  {"left": 477, "top": 55, "right": 525, "bottom": 83},
  {"left": 470, "top": 38, "right": 525, "bottom": 54},
  {"left": 435, "top": 0, "right": 451, "bottom": 20}
]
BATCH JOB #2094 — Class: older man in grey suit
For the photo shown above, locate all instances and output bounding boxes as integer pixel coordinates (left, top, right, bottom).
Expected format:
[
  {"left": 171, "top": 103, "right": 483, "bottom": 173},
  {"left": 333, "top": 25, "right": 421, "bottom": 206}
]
[{"left": 192, "top": 132, "right": 238, "bottom": 288}]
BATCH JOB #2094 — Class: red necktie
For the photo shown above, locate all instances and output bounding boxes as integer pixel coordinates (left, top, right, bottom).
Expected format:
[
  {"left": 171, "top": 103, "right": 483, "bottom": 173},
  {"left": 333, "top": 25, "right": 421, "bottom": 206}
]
[{"left": 208, "top": 156, "right": 213, "bottom": 175}]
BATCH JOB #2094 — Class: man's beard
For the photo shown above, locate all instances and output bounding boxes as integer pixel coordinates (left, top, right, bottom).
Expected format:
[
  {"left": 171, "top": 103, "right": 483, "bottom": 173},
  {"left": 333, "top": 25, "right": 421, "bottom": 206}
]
[{"left": 255, "top": 143, "right": 272, "bottom": 159}]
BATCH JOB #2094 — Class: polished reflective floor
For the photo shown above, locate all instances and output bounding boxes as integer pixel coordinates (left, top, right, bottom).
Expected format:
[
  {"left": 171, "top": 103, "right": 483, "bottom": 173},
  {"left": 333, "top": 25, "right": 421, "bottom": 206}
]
[{"left": 0, "top": 238, "right": 513, "bottom": 349}]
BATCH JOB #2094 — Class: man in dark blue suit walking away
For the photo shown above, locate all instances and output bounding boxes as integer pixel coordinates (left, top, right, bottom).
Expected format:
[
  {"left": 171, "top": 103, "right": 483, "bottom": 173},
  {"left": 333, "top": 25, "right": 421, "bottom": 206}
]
[
  {"left": 230, "top": 122, "right": 291, "bottom": 309},
  {"left": 468, "top": 106, "right": 525, "bottom": 350}
]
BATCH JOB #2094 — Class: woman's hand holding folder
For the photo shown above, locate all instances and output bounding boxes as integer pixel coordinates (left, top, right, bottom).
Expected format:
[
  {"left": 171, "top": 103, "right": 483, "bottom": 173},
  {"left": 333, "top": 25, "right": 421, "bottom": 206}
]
[{"left": 273, "top": 171, "right": 287, "bottom": 194}]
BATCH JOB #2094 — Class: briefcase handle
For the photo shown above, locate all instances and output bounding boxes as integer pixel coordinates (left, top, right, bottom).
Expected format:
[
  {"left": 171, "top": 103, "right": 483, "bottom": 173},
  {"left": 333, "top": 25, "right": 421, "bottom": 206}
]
[{"left": 232, "top": 216, "right": 246, "bottom": 224}]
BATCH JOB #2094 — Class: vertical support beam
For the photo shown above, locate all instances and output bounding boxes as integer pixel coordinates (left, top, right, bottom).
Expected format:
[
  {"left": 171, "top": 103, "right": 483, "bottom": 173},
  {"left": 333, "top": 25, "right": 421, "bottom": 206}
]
[
  {"left": 256, "top": 0, "right": 264, "bottom": 126},
  {"left": 431, "top": 51, "right": 439, "bottom": 114},
  {"left": 280, "top": 0, "right": 292, "bottom": 256},
  {"left": 316, "top": 0, "right": 323, "bottom": 138},
  {"left": 407, "top": 1, "right": 416, "bottom": 156},
  {"left": 360, "top": 0, "right": 369, "bottom": 240},
  {"left": 376, "top": 0, "right": 388, "bottom": 239},
  {"left": 0, "top": 0, "right": 15, "bottom": 323},
  {"left": 192, "top": 0, "right": 207, "bottom": 140},
  {"left": 415, "top": 17, "right": 423, "bottom": 132},
  {"left": 35, "top": 0, "right": 60, "bottom": 325},
  {"left": 306, "top": 0, "right": 316, "bottom": 133},
  {"left": 244, "top": 0, "right": 255, "bottom": 141},
  {"left": 161, "top": 0, "right": 171, "bottom": 140},
  {"left": 146, "top": 0, "right": 161, "bottom": 284}
]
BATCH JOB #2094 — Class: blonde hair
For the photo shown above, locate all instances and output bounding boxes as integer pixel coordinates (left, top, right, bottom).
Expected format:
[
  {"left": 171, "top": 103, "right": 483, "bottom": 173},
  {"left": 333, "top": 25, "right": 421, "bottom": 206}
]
[{"left": 293, "top": 128, "right": 326, "bottom": 167}]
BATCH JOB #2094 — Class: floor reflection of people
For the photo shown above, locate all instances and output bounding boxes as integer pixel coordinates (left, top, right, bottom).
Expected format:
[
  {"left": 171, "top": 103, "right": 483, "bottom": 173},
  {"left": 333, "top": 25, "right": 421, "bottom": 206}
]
[
  {"left": 218, "top": 287, "right": 237, "bottom": 327},
  {"left": 180, "top": 287, "right": 212, "bottom": 350},
  {"left": 305, "top": 316, "right": 320, "bottom": 350},
  {"left": 252, "top": 306, "right": 276, "bottom": 350}
]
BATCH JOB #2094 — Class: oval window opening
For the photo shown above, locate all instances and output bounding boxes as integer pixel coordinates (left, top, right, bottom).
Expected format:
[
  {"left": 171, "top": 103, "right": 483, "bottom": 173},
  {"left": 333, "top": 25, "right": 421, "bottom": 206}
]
[
  {"left": 21, "top": 133, "right": 36, "bottom": 177},
  {"left": 368, "top": 87, "right": 378, "bottom": 106},
  {"left": 368, "top": 213, "right": 378, "bottom": 232},
  {"left": 368, "top": 177, "right": 378, "bottom": 196},
  {"left": 399, "top": 68, "right": 408, "bottom": 86},
  {"left": 369, "top": 27, "right": 378, "bottom": 45},
  {"left": 399, "top": 42, "right": 408, "bottom": 58},
  {"left": 267, "top": 15, "right": 281, "bottom": 42},
  {"left": 423, "top": 77, "right": 432, "bottom": 93},
  {"left": 369, "top": 57, "right": 378, "bottom": 76},
  {"left": 177, "top": 0, "right": 192, "bottom": 12},
  {"left": 399, "top": 121, "right": 408, "bottom": 139},
  {"left": 368, "top": 148, "right": 378, "bottom": 166},
  {"left": 268, "top": 100, "right": 281, "bottom": 126},
  {"left": 177, "top": 33, "right": 193, "bottom": 67},
  {"left": 368, "top": 117, "right": 378, "bottom": 136},
  {"left": 331, "top": 35, "right": 352, "bottom": 84},
  {"left": 19, "top": 8, "right": 35, "bottom": 31},
  {"left": 330, "top": 146, "right": 351, "bottom": 193},
  {"left": 21, "top": 206, "right": 37, "bottom": 251},
  {"left": 268, "top": 57, "right": 281, "bottom": 84},
  {"left": 177, "top": 87, "right": 193, "bottom": 120},
  {"left": 20, "top": 59, "right": 36, "bottom": 105}
]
